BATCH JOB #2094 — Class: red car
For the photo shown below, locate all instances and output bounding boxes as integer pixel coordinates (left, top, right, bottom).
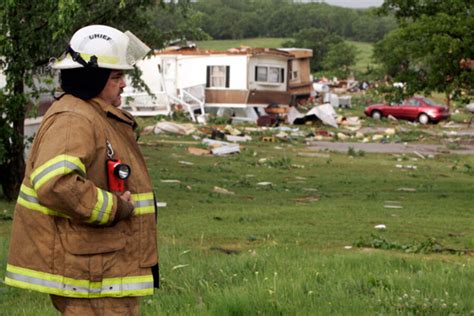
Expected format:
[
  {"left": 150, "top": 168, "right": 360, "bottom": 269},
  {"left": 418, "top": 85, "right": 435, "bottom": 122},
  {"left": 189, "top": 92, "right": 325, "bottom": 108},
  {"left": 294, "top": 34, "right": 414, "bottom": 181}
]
[{"left": 364, "top": 97, "right": 450, "bottom": 124}]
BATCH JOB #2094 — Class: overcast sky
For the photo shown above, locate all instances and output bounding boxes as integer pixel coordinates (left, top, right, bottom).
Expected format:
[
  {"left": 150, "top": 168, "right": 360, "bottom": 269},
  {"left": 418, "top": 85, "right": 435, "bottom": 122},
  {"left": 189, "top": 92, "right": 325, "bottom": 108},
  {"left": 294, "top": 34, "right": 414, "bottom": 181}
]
[{"left": 321, "top": 0, "right": 384, "bottom": 8}]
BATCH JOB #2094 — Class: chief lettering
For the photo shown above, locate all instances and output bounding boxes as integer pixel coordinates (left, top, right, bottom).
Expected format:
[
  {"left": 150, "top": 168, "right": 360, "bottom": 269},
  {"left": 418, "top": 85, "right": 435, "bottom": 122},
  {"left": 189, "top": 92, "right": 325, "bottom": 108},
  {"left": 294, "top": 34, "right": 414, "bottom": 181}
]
[{"left": 89, "top": 34, "right": 112, "bottom": 41}]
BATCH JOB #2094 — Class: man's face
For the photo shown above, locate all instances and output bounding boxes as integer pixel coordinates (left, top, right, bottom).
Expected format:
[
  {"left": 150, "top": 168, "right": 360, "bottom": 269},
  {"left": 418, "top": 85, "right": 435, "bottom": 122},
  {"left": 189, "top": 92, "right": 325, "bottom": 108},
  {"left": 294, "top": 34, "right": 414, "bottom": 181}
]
[{"left": 98, "top": 70, "right": 126, "bottom": 107}]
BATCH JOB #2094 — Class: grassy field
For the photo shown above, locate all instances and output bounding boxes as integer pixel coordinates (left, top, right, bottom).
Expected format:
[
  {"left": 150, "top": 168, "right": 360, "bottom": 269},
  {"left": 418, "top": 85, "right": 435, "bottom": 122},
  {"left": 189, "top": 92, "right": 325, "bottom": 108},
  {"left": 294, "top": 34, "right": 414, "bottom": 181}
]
[
  {"left": 0, "top": 120, "right": 473, "bottom": 315},
  {"left": 346, "top": 40, "right": 379, "bottom": 74}
]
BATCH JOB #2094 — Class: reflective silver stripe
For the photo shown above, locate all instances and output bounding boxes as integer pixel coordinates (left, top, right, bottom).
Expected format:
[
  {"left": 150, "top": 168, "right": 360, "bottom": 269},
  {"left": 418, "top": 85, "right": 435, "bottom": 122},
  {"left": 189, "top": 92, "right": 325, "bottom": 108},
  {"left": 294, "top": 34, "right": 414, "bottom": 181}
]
[
  {"left": 95, "top": 189, "right": 108, "bottom": 223},
  {"left": 135, "top": 199, "right": 154, "bottom": 207},
  {"left": 7, "top": 271, "right": 153, "bottom": 294},
  {"left": 19, "top": 190, "right": 38, "bottom": 203},
  {"left": 6, "top": 271, "right": 65, "bottom": 291},
  {"left": 101, "top": 282, "right": 154, "bottom": 294},
  {"left": 32, "top": 161, "right": 86, "bottom": 187}
]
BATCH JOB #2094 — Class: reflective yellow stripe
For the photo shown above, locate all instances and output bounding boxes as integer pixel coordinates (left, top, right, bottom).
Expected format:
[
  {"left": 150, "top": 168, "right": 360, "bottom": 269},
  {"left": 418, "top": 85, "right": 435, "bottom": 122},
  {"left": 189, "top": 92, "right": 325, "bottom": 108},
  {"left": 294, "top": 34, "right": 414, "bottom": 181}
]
[
  {"left": 64, "top": 52, "right": 120, "bottom": 65},
  {"left": 131, "top": 192, "right": 155, "bottom": 215},
  {"left": 17, "top": 184, "right": 70, "bottom": 218},
  {"left": 5, "top": 264, "right": 154, "bottom": 298},
  {"left": 88, "top": 188, "right": 113, "bottom": 225},
  {"left": 31, "top": 155, "right": 86, "bottom": 190}
]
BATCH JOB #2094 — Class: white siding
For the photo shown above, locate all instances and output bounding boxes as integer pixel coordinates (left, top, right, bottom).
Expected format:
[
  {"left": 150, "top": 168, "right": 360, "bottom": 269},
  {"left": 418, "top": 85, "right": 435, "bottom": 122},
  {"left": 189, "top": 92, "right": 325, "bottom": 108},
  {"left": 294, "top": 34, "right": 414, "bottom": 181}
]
[{"left": 248, "top": 55, "right": 287, "bottom": 92}]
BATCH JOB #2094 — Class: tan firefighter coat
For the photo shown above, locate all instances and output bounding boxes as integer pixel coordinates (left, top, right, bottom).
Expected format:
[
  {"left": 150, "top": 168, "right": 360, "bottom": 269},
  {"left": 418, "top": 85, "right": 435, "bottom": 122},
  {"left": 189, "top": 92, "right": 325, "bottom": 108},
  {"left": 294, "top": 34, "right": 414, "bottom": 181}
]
[{"left": 5, "top": 94, "right": 158, "bottom": 298}]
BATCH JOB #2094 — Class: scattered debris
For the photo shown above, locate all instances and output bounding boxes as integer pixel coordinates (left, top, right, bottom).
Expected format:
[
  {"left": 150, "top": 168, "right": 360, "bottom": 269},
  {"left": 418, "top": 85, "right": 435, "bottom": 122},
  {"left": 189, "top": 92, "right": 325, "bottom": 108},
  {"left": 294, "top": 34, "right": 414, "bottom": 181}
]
[
  {"left": 212, "top": 186, "right": 235, "bottom": 195},
  {"left": 261, "top": 136, "right": 276, "bottom": 142},
  {"left": 297, "top": 152, "right": 330, "bottom": 158},
  {"left": 153, "top": 121, "right": 196, "bottom": 135},
  {"left": 202, "top": 138, "right": 241, "bottom": 156},
  {"left": 413, "top": 151, "right": 425, "bottom": 159},
  {"left": 211, "top": 144, "right": 240, "bottom": 156},
  {"left": 256, "top": 182, "right": 273, "bottom": 186},
  {"left": 395, "top": 164, "right": 417, "bottom": 170},
  {"left": 225, "top": 135, "right": 252, "bottom": 142},
  {"left": 344, "top": 246, "right": 353, "bottom": 250},
  {"left": 160, "top": 179, "right": 181, "bottom": 183},
  {"left": 397, "top": 187, "right": 417, "bottom": 192},
  {"left": 179, "top": 160, "right": 194, "bottom": 166},
  {"left": 187, "top": 147, "right": 211, "bottom": 156},
  {"left": 171, "top": 264, "right": 189, "bottom": 270},
  {"left": 374, "top": 224, "right": 386, "bottom": 230},
  {"left": 384, "top": 205, "right": 403, "bottom": 209},
  {"left": 156, "top": 202, "right": 167, "bottom": 208}
]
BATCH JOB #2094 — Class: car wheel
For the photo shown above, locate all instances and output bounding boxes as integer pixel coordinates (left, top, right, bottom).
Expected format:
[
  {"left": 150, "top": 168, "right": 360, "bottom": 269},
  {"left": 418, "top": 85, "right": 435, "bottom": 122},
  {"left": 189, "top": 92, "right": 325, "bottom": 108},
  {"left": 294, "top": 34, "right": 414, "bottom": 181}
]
[
  {"left": 371, "top": 110, "right": 382, "bottom": 120},
  {"left": 418, "top": 113, "right": 429, "bottom": 124}
]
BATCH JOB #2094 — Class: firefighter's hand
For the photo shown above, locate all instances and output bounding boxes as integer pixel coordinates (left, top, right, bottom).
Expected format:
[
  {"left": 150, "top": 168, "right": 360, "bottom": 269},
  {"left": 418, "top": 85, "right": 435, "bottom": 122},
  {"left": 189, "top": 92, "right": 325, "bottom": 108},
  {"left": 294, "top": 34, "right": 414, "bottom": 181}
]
[
  {"left": 114, "top": 191, "right": 135, "bottom": 223},
  {"left": 119, "top": 190, "right": 133, "bottom": 203}
]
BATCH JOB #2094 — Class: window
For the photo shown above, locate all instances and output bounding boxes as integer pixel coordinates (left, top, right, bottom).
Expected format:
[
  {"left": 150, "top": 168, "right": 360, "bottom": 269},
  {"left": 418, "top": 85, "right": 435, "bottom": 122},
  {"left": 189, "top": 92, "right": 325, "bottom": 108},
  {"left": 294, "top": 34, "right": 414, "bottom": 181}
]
[
  {"left": 206, "top": 65, "right": 230, "bottom": 88},
  {"left": 255, "top": 66, "right": 285, "bottom": 84},
  {"left": 407, "top": 99, "right": 420, "bottom": 107}
]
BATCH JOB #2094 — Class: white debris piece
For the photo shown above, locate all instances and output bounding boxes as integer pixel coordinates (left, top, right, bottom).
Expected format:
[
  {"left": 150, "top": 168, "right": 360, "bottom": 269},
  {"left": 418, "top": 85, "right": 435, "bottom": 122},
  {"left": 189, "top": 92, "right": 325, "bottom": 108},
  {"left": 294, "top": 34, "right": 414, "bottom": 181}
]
[
  {"left": 211, "top": 144, "right": 240, "bottom": 156},
  {"left": 225, "top": 135, "right": 252, "bottom": 142},
  {"left": 374, "top": 224, "right": 386, "bottom": 230},
  {"left": 153, "top": 121, "right": 196, "bottom": 135},
  {"left": 306, "top": 104, "right": 338, "bottom": 128}
]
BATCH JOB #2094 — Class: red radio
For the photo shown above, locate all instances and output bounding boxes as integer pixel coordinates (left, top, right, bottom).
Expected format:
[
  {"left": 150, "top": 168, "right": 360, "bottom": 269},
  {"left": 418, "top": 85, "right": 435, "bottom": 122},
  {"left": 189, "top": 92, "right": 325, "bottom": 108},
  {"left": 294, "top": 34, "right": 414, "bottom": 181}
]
[{"left": 107, "top": 159, "right": 131, "bottom": 193}]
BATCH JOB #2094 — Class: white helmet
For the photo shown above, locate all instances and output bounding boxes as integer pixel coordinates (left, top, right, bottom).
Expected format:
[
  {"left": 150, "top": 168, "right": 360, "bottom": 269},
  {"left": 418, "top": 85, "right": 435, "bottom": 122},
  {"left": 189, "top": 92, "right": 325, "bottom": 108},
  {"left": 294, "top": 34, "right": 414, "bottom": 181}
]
[{"left": 52, "top": 25, "right": 150, "bottom": 70}]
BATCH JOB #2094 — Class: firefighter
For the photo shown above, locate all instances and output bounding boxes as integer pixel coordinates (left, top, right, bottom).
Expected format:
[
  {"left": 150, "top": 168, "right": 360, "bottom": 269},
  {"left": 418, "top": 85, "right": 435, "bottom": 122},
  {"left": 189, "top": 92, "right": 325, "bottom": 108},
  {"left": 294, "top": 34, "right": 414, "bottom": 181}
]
[{"left": 5, "top": 25, "right": 158, "bottom": 315}]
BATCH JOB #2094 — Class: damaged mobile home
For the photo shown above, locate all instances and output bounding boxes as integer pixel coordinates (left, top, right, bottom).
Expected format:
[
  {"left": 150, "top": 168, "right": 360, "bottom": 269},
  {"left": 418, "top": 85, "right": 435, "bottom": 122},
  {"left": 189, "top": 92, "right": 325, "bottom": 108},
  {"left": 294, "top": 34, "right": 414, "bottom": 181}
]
[{"left": 121, "top": 46, "right": 313, "bottom": 122}]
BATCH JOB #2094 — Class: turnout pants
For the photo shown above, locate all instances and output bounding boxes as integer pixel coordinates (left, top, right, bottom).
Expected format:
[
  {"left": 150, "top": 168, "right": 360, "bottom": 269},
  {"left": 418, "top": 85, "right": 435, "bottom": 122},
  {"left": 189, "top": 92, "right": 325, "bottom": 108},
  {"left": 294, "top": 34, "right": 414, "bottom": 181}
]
[{"left": 50, "top": 295, "right": 139, "bottom": 316}]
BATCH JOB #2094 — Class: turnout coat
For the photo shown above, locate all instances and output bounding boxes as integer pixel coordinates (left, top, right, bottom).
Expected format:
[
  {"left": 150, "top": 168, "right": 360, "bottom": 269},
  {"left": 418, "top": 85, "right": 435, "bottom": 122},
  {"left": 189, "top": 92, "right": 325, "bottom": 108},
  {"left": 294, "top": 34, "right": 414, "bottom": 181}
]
[{"left": 5, "top": 94, "right": 158, "bottom": 298}]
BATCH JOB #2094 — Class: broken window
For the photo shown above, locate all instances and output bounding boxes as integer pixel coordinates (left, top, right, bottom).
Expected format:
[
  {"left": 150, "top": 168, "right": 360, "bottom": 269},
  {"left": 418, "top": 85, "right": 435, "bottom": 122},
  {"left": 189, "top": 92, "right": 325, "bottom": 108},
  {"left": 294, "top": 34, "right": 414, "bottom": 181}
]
[
  {"left": 206, "top": 65, "right": 230, "bottom": 88},
  {"left": 255, "top": 66, "right": 284, "bottom": 84}
]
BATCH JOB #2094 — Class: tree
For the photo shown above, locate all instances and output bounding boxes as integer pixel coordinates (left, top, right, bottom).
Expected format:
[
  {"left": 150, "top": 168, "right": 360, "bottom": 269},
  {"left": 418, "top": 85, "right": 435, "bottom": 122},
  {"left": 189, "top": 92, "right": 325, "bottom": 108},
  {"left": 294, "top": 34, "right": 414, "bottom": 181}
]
[
  {"left": 375, "top": 0, "right": 474, "bottom": 106},
  {"left": 0, "top": 1, "right": 198, "bottom": 200},
  {"left": 283, "top": 27, "right": 343, "bottom": 72},
  {"left": 322, "top": 42, "right": 357, "bottom": 77}
]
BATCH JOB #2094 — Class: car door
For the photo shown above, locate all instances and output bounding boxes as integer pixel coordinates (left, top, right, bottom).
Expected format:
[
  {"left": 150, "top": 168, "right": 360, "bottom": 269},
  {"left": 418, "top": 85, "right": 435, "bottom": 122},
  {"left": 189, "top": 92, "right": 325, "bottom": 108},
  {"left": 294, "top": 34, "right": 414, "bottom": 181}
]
[
  {"left": 387, "top": 101, "right": 405, "bottom": 119},
  {"left": 404, "top": 98, "right": 421, "bottom": 120}
]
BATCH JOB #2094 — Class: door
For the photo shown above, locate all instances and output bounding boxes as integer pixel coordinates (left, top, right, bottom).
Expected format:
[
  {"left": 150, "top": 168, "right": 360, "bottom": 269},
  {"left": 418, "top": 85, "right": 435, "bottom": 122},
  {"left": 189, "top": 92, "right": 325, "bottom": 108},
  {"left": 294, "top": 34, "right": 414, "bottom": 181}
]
[{"left": 161, "top": 57, "right": 177, "bottom": 96}]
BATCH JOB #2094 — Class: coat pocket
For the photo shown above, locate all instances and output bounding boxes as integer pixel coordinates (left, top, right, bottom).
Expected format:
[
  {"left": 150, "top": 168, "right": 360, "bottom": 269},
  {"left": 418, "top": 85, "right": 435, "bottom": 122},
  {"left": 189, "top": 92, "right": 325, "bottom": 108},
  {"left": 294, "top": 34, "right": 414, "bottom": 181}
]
[
  {"left": 59, "top": 230, "right": 126, "bottom": 281},
  {"left": 62, "top": 231, "right": 126, "bottom": 255}
]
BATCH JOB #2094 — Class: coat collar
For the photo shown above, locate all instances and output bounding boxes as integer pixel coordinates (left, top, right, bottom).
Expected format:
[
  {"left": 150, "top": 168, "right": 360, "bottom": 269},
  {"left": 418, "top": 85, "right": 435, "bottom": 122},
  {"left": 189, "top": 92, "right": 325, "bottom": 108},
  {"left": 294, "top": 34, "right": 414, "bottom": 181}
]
[{"left": 89, "top": 97, "right": 137, "bottom": 129}]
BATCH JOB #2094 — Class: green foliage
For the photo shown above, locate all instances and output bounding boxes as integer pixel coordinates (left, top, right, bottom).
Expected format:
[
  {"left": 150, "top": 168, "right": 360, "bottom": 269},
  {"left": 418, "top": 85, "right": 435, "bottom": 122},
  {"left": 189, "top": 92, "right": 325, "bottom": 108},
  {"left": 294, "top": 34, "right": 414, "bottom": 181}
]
[
  {"left": 354, "top": 234, "right": 448, "bottom": 254},
  {"left": 322, "top": 41, "right": 358, "bottom": 77},
  {"left": 283, "top": 27, "right": 343, "bottom": 72},
  {"left": 375, "top": 0, "right": 474, "bottom": 104}
]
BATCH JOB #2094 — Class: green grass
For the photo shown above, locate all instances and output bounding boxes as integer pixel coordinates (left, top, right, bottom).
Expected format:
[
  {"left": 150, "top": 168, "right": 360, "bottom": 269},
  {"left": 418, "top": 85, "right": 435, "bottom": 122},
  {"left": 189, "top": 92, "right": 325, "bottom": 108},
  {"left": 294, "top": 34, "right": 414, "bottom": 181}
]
[
  {"left": 1, "top": 131, "right": 473, "bottom": 315},
  {"left": 197, "top": 38, "right": 290, "bottom": 51},
  {"left": 347, "top": 40, "right": 379, "bottom": 74}
]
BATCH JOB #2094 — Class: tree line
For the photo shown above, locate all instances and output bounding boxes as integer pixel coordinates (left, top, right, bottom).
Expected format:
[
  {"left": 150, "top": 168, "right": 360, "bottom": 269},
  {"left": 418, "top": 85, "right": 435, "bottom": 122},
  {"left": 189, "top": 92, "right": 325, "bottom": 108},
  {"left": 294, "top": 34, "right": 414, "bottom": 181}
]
[{"left": 192, "top": 0, "right": 397, "bottom": 43}]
